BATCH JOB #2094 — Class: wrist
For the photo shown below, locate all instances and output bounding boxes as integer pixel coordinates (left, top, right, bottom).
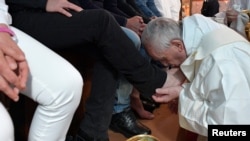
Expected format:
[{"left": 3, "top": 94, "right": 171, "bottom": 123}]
[{"left": 0, "top": 26, "right": 15, "bottom": 36}]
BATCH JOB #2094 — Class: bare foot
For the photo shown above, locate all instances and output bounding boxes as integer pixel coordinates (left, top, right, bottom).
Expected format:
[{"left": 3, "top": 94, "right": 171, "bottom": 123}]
[{"left": 130, "top": 88, "right": 155, "bottom": 120}]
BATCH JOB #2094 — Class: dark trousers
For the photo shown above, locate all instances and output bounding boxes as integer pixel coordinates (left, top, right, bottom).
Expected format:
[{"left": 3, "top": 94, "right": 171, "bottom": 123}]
[{"left": 10, "top": 9, "right": 166, "bottom": 138}]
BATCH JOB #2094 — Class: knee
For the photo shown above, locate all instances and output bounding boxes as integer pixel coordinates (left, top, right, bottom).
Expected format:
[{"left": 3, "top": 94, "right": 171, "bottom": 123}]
[
  {"left": 93, "top": 9, "right": 113, "bottom": 18},
  {"left": 0, "top": 103, "right": 14, "bottom": 141},
  {"left": 44, "top": 69, "right": 83, "bottom": 110},
  {"left": 93, "top": 9, "right": 117, "bottom": 24},
  {"left": 121, "top": 27, "right": 141, "bottom": 49},
  {"left": 60, "top": 70, "right": 83, "bottom": 109}
]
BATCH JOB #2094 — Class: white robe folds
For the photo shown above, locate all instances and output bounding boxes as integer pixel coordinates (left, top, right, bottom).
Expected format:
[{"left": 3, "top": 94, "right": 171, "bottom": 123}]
[{"left": 179, "top": 14, "right": 250, "bottom": 136}]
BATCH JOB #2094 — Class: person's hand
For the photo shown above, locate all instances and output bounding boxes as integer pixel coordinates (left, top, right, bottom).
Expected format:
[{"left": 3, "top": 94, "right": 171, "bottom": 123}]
[
  {"left": 0, "top": 25, "right": 29, "bottom": 101},
  {"left": 46, "top": 0, "right": 83, "bottom": 17},
  {"left": 150, "top": 16, "right": 157, "bottom": 20},
  {"left": 162, "top": 67, "right": 186, "bottom": 88},
  {"left": 126, "top": 16, "right": 146, "bottom": 36},
  {"left": 226, "top": 9, "right": 239, "bottom": 24},
  {"left": 153, "top": 86, "right": 182, "bottom": 103},
  {"left": 0, "top": 25, "right": 26, "bottom": 62}
]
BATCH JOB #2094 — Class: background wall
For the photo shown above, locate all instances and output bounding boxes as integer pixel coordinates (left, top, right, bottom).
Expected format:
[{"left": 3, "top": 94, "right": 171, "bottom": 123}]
[{"left": 182, "top": 0, "right": 229, "bottom": 17}]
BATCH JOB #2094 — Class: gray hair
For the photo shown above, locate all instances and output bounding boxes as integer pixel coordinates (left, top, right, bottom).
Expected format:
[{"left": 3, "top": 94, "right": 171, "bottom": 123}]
[{"left": 141, "top": 17, "right": 182, "bottom": 51}]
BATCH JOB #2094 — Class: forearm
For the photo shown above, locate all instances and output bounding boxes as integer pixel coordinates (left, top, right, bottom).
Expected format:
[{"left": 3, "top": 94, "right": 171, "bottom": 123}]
[
  {"left": 117, "top": 0, "right": 138, "bottom": 17},
  {"left": 113, "top": 14, "right": 127, "bottom": 26}
]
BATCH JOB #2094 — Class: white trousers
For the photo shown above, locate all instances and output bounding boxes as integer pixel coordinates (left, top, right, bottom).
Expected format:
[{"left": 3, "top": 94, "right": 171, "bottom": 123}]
[
  {"left": 154, "top": 0, "right": 181, "bottom": 21},
  {"left": 0, "top": 27, "right": 83, "bottom": 141},
  {"left": 0, "top": 102, "right": 14, "bottom": 141}
]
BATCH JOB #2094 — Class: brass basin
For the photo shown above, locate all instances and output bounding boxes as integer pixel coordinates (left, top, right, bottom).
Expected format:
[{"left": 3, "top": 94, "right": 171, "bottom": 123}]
[
  {"left": 242, "top": 10, "right": 250, "bottom": 17},
  {"left": 245, "top": 22, "right": 250, "bottom": 41},
  {"left": 126, "top": 134, "right": 160, "bottom": 141}
]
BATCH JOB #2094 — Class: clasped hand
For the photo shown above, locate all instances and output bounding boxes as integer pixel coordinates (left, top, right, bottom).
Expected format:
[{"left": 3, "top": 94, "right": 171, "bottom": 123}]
[
  {"left": 226, "top": 9, "right": 239, "bottom": 24},
  {"left": 0, "top": 29, "right": 29, "bottom": 102},
  {"left": 126, "top": 16, "right": 146, "bottom": 37}
]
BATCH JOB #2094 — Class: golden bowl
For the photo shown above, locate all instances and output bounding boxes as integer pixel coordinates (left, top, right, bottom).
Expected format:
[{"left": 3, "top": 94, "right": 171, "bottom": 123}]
[
  {"left": 126, "top": 134, "right": 160, "bottom": 141},
  {"left": 242, "top": 10, "right": 250, "bottom": 16},
  {"left": 245, "top": 22, "right": 250, "bottom": 41}
]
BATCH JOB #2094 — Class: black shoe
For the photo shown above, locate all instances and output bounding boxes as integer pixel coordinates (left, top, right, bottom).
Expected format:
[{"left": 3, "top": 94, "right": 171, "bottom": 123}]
[
  {"left": 140, "top": 95, "right": 160, "bottom": 113},
  {"left": 109, "top": 108, "right": 151, "bottom": 138}
]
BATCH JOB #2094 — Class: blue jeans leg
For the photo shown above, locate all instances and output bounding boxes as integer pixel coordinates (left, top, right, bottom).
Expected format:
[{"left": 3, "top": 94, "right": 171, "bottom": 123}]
[
  {"left": 135, "top": 0, "right": 156, "bottom": 17},
  {"left": 146, "top": 0, "right": 162, "bottom": 17},
  {"left": 113, "top": 27, "right": 141, "bottom": 114}
]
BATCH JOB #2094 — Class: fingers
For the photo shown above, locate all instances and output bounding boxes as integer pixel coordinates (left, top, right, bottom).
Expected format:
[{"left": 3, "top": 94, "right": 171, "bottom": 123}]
[
  {"left": 156, "top": 87, "right": 169, "bottom": 94},
  {"left": 0, "top": 33, "right": 26, "bottom": 61},
  {"left": 5, "top": 55, "right": 18, "bottom": 70},
  {"left": 153, "top": 86, "right": 182, "bottom": 103},
  {"left": 16, "top": 60, "right": 29, "bottom": 89},
  {"left": 5, "top": 42, "right": 26, "bottom": 61},
  {"left": 0, "top": 59, "right": 28, "bottom": 101},
  {"left": 59, "top": 2, "right": 83, "bottom": 17},
  {"left": 0, "top": 75, "right": 20, "bottom": 102},
  {"left": 152, "top": 94, "right": 169, "bottom": 103},
  {"left": 0, "top": 53, "right": 20, "bottom": 87},
  {"left": 46, "top": 0, "right": 83, "bottom": 17},
  {"left": 139, "top": 23, "right": 146, "bottom": 31},
  {"left": 137, "top": 16, "right": 144, "bottom": 24},
  {"left": 59, "top": 8, "right": 73, "bottom": 17},
  {"left": 0, "top": 60, "right": 28, "bottom": 101},
  {"left": 67, "top": 2, "right": 83, "bottom": 12},
  {"left": 153, "top": 88, "right": 171, "bottom": 103},
  {"left": 0, "top": 52, "right": 28, "bottom": 91}
]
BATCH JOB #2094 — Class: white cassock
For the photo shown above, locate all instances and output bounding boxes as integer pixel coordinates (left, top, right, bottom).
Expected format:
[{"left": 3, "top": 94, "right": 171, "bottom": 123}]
[{"left": 178, "top": 14, "right": 250, "bottom": 137}]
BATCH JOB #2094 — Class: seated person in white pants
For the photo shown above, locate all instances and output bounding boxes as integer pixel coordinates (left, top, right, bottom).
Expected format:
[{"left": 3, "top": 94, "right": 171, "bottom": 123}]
[
  {"left": 0, "top": 0, "right": 83, "bottom": 140},
  {"left": 154, "top": 0, "right": 181, "bottom": 21}
]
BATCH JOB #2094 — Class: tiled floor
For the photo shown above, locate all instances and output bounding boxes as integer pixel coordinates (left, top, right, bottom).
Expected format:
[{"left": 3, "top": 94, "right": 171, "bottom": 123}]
[{"left": 108, "top": 104, "right": 180, "bottom": 141}]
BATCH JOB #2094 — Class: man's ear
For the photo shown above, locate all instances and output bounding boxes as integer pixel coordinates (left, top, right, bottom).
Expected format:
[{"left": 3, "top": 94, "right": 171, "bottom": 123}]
[{"left": 170, "top": 39, "right": 185, "bottom": 52}]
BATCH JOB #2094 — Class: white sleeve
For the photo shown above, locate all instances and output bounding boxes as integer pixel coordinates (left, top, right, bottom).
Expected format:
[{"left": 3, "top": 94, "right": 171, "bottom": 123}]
[
  {"left": 0, "top": 0, "right": 12, "bottom": 25},
  {"left": 179, "top": 55, "right": 250, "bottom": 136},
  {"left": 169, "top": 0, "right": 181, "bottom": 21}
]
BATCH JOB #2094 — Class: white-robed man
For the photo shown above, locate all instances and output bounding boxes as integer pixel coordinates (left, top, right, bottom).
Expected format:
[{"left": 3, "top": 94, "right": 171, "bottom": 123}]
[{"left": 141, "top": 14, "right": 250, "bottom": 140}]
